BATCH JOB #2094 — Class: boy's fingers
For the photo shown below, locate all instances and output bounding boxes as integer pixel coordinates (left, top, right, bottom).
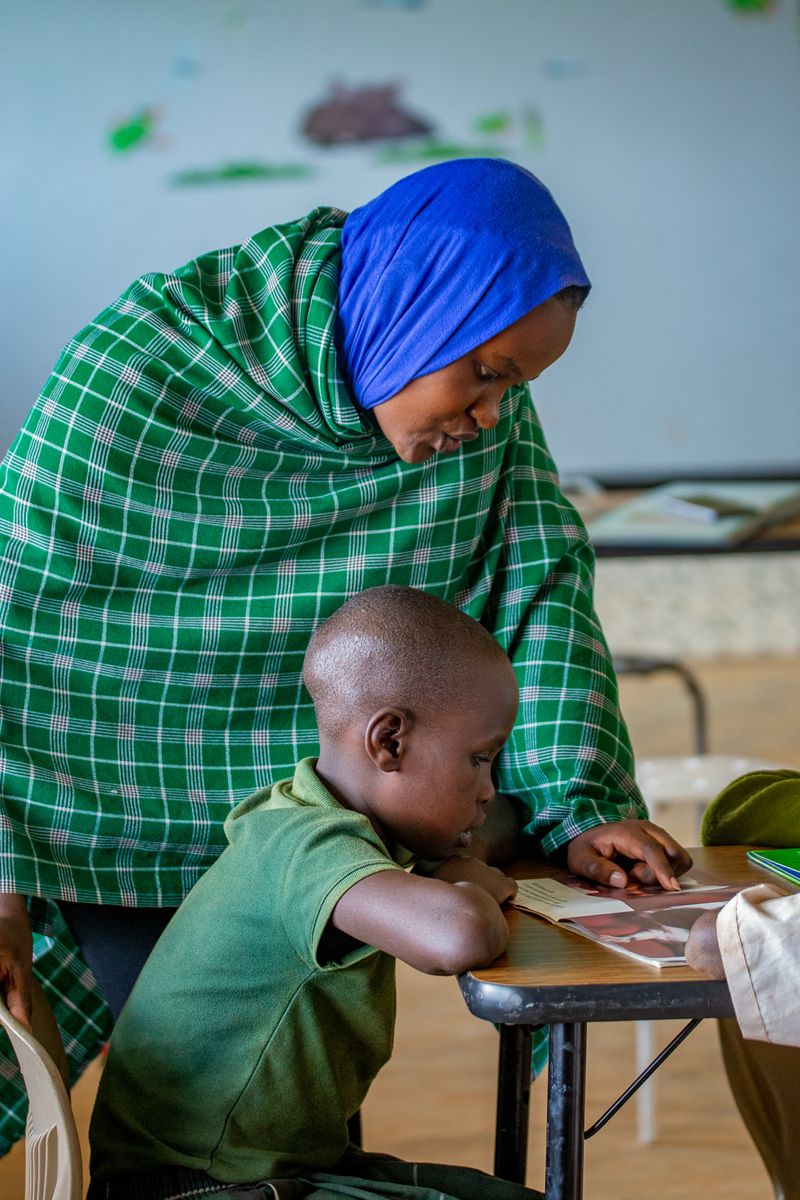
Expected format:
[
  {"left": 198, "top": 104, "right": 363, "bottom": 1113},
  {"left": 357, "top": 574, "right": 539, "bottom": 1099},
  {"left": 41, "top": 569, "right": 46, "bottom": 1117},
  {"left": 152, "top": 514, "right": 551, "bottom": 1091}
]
[
  {"left": 488, "top": 868, "right": 518, "bottom": 903},
  {"left": 500, "top": 877, "right": 518, "bottom": 903}
]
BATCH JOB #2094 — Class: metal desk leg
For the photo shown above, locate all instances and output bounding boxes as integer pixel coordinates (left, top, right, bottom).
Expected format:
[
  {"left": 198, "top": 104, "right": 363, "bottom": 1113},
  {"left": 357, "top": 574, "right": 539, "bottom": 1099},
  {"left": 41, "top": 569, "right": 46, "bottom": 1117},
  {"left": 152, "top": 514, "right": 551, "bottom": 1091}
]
[
  {"left": 494, "top": 1024, "right": 532, "bottom": 1183},
  {"left": 545, "top": 1022, "right": 587, "bottom": 1200}
]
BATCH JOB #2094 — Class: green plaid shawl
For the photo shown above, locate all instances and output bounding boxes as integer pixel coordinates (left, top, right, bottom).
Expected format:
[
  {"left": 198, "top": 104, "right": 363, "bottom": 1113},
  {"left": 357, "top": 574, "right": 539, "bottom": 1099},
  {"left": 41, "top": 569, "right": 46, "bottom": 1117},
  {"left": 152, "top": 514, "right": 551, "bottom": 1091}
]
[{"left": 0, "top": 206, "right": 643, "bottom": 1147}]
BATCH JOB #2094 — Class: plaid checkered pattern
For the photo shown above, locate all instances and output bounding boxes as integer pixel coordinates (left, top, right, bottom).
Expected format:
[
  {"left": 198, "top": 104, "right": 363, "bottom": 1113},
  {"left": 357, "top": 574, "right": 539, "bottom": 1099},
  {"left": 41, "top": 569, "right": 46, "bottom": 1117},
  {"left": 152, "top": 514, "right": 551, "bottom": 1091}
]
[{"left": 0, "top": 206, "right": 644, "bottom": 1144}]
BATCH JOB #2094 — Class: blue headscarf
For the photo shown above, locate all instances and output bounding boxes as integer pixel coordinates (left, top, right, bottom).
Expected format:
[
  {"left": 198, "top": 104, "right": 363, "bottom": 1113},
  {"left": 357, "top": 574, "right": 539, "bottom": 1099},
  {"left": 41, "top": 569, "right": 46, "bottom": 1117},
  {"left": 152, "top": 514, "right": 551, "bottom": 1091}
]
[{"left": 336, "top": 158, "right": 590, "bottom": 411}]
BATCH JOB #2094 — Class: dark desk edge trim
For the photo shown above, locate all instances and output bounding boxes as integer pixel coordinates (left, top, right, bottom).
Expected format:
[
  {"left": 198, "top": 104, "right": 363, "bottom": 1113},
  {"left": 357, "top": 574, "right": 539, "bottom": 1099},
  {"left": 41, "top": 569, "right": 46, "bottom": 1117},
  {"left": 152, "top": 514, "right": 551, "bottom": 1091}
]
[
  {"left": 458, "top": 973, "right": 734, "bottom": 1025},
  {"left": 572, "top": 467, "right": 800, "bottom": 490},
  {"left": 594, "top": 537, "right": 800, "bottom": 558}
]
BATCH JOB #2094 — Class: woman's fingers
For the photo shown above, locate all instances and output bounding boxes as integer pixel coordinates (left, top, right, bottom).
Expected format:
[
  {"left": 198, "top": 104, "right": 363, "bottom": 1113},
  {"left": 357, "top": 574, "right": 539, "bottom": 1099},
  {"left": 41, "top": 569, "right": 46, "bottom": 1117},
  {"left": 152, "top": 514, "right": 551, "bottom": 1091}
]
[
  {"left": 566, "top": 820, "right": 693, "bottom": 892},
  {"left": 620, "top": 826, "right": 689, "bottom": 890},
  {"left": 0, "top": 895, "right": 34, "bottom": 1031},
  {"left": 566, "top": 839, "right": 631, "bottom": 888},
  {"left": 0, "top": 966, "right": 32, "bottom": 1032},
  {"left": 641, "top": 823, "right": 694, "bottom": 875}
]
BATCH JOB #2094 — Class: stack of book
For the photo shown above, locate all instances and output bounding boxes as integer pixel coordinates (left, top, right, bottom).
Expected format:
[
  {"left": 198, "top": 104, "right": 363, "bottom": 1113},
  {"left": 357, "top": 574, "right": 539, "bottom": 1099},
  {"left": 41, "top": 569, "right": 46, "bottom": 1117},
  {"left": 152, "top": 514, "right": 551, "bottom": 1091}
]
[{"left": 747, "top": 848, "right": 800, "bottom": 886}]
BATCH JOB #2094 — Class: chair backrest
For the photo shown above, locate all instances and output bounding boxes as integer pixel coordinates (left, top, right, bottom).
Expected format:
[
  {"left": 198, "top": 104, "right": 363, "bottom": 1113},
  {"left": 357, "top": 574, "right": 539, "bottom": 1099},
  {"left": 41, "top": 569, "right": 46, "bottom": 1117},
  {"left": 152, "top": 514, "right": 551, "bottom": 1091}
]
[{"left": 0, "top": 980, "right": 83, "bottom": 1200}]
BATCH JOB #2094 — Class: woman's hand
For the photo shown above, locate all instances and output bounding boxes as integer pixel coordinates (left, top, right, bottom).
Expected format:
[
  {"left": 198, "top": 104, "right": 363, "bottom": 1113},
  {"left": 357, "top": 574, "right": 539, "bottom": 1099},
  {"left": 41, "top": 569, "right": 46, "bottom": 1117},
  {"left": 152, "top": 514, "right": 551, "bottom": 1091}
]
[
  {"left": 566, "top": 819, "right": 693, "bottom": 891},
  {"left": 0, "top": 894, "right": 33, "bottom": 1031}
]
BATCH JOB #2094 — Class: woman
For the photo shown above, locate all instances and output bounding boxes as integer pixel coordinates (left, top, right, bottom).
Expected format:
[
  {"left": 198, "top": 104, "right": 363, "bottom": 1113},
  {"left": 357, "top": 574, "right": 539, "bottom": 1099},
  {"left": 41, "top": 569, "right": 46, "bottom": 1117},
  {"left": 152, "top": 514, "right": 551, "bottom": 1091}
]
[{"left": 0, "top": 158, "right": 689, "bottom": 1148}]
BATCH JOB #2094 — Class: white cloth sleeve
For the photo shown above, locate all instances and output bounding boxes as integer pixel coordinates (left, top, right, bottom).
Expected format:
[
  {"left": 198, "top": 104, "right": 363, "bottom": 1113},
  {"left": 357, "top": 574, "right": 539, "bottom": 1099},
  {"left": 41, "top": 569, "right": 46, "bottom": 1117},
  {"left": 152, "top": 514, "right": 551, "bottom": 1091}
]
[{"left": 716, "top": 884, "right": 800, "bottom": 1046}]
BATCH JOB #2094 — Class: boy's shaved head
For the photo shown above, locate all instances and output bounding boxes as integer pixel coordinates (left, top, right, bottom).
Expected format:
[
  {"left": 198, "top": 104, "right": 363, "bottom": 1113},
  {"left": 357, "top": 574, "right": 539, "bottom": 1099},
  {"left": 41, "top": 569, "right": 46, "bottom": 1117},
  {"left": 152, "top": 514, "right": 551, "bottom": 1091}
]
[{"left": 304, "top": 586, "right": 511, "bottom": 736}]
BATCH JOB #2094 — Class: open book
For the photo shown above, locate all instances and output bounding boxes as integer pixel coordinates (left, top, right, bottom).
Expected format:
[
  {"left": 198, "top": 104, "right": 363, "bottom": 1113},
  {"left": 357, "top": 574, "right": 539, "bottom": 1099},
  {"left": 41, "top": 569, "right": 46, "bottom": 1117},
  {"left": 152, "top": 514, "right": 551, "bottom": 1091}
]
[
  {"left": 586, "top": 480, "right": 800, "bottom": 548},
  {"left": 512, "top": 873, "right": 743, "bottom": 967}
]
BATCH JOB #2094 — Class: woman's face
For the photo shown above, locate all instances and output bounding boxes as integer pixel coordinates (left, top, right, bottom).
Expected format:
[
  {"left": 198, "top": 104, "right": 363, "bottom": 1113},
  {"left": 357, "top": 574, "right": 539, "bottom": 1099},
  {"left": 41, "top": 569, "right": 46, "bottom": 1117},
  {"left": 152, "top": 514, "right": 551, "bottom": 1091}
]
[{"left": 372, "top": 298, "right": 578, "bottom": 464}]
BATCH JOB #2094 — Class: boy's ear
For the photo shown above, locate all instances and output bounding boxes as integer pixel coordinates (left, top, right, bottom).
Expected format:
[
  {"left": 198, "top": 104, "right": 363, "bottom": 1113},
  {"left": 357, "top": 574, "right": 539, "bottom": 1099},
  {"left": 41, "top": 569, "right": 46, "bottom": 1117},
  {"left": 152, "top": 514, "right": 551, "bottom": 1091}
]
[{"left": 365, "top": 708, "right": 412, "bottom": 773}]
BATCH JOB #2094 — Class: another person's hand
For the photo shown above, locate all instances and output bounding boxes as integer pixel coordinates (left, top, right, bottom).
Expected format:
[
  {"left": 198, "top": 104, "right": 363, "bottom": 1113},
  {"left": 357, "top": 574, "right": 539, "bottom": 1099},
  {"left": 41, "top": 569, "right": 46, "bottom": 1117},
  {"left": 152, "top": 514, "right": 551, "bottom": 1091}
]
[
  {"left": 685, "top": 910, "right": 725, "bottom": 978},
  {"left": 432, "top": 856, "right": 518, "bottom": 905},
  {"left": 566, "top": 819, "right": 693, "bottom": 892},
  {"left": 0, "top": 893, "right": 33, "bottom": 1031}
]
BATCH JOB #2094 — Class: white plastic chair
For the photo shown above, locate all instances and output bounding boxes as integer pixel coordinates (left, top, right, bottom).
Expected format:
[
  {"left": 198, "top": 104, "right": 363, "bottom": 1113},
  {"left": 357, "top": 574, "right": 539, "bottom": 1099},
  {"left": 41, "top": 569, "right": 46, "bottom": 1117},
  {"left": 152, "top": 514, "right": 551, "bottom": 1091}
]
[{"left": 0, "top": 980, "right": 82, "bottom": 1200}]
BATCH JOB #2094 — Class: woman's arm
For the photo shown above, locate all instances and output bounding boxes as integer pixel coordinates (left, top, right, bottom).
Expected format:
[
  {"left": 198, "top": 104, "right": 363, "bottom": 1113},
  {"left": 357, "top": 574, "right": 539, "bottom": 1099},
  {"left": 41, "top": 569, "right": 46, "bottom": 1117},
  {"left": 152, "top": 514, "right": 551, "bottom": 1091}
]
[
  {"left": 0, "top": 893, "right": 33, "bottom": 1030},
  {"left": 484, "top": 391, "right": 691, "bottom": 885}
]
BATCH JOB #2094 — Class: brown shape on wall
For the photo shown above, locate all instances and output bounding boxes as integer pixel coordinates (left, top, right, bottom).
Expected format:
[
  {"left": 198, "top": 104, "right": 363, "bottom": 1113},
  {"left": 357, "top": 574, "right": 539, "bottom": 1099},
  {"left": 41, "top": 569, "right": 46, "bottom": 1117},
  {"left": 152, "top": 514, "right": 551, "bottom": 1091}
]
[{"left": 301, "top": 82, "right": 434, "bottom": 146}]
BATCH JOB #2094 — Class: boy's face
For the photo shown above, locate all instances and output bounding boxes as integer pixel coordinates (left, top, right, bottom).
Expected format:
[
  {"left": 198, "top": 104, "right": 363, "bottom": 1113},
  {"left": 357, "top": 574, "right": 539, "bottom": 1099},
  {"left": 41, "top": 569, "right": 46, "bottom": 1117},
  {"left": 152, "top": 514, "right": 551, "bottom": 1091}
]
[{"left": 375, "top": 659, "right": 519, "bottom": 860}]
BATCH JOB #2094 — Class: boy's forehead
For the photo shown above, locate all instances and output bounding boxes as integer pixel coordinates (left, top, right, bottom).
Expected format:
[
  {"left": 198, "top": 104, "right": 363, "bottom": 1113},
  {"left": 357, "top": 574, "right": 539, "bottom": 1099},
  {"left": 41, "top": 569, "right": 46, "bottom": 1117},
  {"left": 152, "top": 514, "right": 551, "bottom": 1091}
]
[
  {"left": 431, "top": 710, "right": 514, "bottom": 755},
  {"left": 435, "top": 675, "right": 518, "bottom": 736}
]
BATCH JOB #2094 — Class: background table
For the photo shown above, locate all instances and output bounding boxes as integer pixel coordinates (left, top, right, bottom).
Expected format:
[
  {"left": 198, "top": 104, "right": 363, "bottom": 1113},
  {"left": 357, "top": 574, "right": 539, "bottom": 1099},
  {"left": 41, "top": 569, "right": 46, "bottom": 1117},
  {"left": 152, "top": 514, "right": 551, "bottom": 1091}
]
[
  {"left": 569, "top": 488, "right": 800, "bottom": 557},
  {"left": 458, "top": 847, "right": 784, "bottom": 1200}
]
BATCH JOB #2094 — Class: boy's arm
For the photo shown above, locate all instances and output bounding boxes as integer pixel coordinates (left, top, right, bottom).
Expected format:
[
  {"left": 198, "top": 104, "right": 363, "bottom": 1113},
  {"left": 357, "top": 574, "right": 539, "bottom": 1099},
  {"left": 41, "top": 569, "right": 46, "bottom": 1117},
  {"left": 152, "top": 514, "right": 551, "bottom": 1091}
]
[{"left": 329, "top": 869, "right": 514, "bottom": 976}]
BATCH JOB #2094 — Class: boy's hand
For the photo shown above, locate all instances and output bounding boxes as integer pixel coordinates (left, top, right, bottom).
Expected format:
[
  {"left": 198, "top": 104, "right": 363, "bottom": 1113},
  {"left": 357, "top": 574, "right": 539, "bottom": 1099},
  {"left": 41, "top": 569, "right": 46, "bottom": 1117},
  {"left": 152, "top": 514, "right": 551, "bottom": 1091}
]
[
  {"left": 566, "top": 819, "right": 692, "bottom": 891},
  {"left": 685, "top": 910, "right": 725, "bottom": 978},
  {"left": 431, "top": 856, "right": 518, "bottom": 905}
]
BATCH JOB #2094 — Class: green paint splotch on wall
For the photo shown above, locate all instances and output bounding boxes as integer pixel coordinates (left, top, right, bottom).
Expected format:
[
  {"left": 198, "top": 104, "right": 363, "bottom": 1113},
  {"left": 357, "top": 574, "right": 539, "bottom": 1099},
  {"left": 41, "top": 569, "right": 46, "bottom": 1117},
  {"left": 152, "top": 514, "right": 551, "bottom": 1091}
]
[
  {"left": 473, "top": 107, "right": 546, "bottom": 151},
  {"left": 522, "top": 107, "right": 545, "bottom": 149},
  {"left": 108, "top": 109, "right": 159, "bottom": 153},
  {"left": 472, "top": 111, "right": 513, "bottom": 136},
  {"left": 222, "top": 3, "right": 251, "bottom": 28},
  {"left": 726, "top": 0, "right": 778, "bottom": 11},
  {"left": 170, "top": 162, "right": 315, "bottom": 187},
  {"left": 375, "top": 139, "right": 505, "bottom": 165}
]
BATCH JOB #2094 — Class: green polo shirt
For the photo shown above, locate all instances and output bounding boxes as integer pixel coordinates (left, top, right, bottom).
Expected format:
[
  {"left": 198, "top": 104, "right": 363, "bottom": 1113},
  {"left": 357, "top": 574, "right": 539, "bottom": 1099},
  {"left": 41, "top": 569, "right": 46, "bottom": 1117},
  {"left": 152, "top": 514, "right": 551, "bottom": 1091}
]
[{"left": 89, "top": 759, "right": 407, "bottom": 1185}]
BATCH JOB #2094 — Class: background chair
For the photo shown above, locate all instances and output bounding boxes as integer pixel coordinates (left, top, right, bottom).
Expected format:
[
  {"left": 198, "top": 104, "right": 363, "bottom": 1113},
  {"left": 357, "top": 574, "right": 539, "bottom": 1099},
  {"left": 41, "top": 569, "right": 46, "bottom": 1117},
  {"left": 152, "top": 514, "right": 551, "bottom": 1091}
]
[{"left": 0, "top": 980, "right": 82, "bottom": 1200}]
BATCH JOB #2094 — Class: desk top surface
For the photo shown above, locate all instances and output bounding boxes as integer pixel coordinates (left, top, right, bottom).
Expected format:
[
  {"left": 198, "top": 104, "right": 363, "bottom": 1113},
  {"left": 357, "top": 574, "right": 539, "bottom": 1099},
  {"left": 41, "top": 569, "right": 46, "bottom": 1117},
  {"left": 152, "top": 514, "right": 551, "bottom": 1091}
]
[
  {"left": 569, "top": 490, "right": 800, "bottom": 557},
  {"left": 459, "top": 846, "right": 782, "bottom": 1025}
]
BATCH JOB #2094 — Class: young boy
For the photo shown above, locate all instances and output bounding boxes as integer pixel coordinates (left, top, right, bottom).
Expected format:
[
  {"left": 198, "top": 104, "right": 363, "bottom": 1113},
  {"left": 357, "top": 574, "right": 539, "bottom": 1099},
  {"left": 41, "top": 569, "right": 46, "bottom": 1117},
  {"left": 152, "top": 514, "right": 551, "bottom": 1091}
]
[{"left": 88, "top": 586, "right": 543, "bottom": 1200}]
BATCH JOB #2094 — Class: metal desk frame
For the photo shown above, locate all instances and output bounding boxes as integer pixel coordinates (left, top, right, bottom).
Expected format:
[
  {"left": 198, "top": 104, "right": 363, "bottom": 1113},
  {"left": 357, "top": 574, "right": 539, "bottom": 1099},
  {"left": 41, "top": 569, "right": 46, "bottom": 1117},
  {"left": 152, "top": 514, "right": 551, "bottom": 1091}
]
[
  {"left": 456, "top": 845, "right": 773, "bottom": 1200},
  {"left": 460, "top": 971, "right": 732, "bottom": 1200}
]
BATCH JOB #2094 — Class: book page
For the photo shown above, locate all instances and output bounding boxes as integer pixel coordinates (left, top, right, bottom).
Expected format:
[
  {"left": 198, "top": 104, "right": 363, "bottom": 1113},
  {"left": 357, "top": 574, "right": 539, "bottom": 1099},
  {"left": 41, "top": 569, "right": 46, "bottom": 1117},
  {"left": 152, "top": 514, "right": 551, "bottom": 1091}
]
[
  {"left": 513, "top": 873, "right": 743, "bottom": 966},
  {"left": 512, "top": 878, "right": 633, "bottom": 922}
]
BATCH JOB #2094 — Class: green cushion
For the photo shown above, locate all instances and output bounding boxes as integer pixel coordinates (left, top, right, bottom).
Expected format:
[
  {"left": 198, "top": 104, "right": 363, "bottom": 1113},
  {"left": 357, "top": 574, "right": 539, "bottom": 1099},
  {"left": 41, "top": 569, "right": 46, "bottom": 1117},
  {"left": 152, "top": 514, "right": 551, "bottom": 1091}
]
[{"left": 701, "top": 769, "right": 800, "bottom": 847}]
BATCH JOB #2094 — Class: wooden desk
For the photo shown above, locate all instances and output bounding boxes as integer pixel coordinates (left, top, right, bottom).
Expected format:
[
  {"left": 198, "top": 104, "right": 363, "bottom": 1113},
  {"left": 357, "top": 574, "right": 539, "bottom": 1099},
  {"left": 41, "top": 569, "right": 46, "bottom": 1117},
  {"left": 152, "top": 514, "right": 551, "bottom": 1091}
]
[
  {"left": 569, "top": 489, "right": 800, "bottom": 557},
  {"left": 458, "top": 847, "right": 783, "bottom": 1200}
]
